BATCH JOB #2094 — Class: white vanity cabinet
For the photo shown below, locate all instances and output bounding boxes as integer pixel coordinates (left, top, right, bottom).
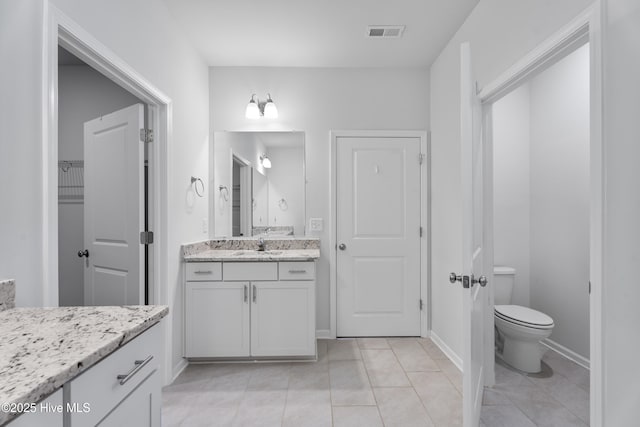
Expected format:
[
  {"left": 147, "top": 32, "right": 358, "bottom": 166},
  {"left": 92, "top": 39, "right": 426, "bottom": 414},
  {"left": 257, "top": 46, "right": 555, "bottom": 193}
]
[
  {"left": 185, "top": 260, "right": 316, "bottom": 358},
  {"left": 7, "top": 324, "right": 162, "bottom": 427},
  {"left": 69, "top": 323, "right": 162, "bottom": 427}
]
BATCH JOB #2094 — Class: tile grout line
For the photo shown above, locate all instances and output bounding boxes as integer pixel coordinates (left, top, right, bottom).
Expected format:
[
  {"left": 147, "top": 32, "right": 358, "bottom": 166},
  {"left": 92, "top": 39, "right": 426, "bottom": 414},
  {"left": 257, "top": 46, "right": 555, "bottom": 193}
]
[{"left": 357, "top": 341, "right": 387, "bottom": 427}]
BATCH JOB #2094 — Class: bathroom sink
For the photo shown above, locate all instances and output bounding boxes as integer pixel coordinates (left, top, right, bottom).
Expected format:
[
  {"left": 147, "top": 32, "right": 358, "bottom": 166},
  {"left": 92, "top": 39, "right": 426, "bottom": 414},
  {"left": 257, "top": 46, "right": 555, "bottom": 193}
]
[{"left": 231, "top": 250, "right": 283, "bottom": 256}]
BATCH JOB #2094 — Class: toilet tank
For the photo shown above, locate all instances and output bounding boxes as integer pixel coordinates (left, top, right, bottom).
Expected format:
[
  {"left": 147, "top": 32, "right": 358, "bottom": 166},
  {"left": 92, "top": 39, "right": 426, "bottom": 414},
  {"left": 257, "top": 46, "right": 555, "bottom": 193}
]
[{"left": 493, "top": 266, "right": 515, "bottom": 305}]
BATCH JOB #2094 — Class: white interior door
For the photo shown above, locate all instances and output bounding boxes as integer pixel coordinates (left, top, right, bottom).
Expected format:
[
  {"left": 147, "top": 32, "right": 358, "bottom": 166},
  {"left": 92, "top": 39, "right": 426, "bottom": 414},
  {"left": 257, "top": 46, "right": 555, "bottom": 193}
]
[
  {"left": 458, "top": 43, "right": 489, "bottom": 427},
  {"left": 336, "top": 136, "right": 421, "bottom": 336},
  {"left": 83, "top": 103, "right": 144, "bottom": 306}
]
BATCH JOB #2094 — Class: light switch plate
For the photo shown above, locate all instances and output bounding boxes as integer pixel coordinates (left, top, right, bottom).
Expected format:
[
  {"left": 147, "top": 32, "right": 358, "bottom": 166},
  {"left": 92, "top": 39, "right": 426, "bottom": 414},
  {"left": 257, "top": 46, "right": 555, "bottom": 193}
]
[{"left": 309, "top": 218, "right": 323, "bottom": 232}]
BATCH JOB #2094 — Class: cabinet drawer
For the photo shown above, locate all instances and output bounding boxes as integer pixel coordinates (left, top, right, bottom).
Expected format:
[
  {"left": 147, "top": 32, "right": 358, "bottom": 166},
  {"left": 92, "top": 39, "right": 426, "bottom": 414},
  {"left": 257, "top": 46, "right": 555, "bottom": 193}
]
[
  {"left": 279, "top": 262, "right": 315, "bottom": 281},
  {"left": 186, "top": 262, "right": 222, "bottom": 281},
  {"left": 69, "top": 323, "right": 161, "bottom": 426},
  {"left": 223, "top": 262, "right": 278, "bottom": 281}
]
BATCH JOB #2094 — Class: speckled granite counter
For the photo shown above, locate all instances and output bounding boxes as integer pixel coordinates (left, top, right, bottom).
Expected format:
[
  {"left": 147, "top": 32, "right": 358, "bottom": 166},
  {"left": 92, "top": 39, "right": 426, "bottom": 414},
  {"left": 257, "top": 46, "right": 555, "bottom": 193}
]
[
  {"left": 182, "top": 237, "right": 320, "bottom": 262},
  {"left": 184, "top": 248, "right": 320, "bottom": 262},
  {"left": 0, "top": 305, "right": 168, "bottom": 425}
]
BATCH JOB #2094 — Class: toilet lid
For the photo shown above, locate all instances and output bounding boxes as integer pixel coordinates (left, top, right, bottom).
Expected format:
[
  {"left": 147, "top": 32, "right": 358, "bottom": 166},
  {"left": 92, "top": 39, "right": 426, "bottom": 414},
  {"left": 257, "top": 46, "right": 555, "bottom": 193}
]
[{"left": 495, "top": 305, "right": 554, "bottom": 329}]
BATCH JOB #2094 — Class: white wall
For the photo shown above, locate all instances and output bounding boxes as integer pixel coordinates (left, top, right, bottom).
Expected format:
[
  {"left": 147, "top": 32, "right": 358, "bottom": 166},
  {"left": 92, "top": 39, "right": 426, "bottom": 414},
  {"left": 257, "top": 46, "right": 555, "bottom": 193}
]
[
  {"left": 493, "top": 84, "right": 531, "bottom": 307},
  {"left": 0, "top": 0, "right": 210, "bottom": 380},
  {"left": 493, "top": 46, "right": 590, "bottom": 360},
  {"left": 58, "top": 65, "right": 141, "bottom": 306},
  {"left": 266, "top": 147, "right": 304, "bottom": 234},
  {"left": 429, "top": 0, "right": 593, "bottom": 358},
  {"left": 529, "top": 44, "right": 590, "bottom": 360},
  {"left": 0, "top": 0, "right": 46, "bottom": 306},
  {"left": 601, "top": 0, "right": 640, "bottom": 423},
  {"left": 210, "top": 67, "right": 430, "bottom": 331}
]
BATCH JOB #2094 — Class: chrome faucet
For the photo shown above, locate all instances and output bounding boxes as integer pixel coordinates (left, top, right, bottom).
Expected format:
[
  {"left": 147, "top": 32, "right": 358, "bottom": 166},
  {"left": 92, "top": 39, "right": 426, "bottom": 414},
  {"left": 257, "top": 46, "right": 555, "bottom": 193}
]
[{"left": 257, "top": 238, "right": 266, "bottom": 252}]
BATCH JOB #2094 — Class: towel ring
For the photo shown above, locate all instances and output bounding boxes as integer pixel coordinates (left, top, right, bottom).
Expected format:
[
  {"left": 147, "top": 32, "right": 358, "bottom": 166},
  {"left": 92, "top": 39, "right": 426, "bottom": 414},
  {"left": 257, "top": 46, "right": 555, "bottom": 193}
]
[
  {"left": 190, "top": 176, "right": 204, "bottom": 197},
  {"left": 219, "top": 185, "right": 229, "bottom": 201}
]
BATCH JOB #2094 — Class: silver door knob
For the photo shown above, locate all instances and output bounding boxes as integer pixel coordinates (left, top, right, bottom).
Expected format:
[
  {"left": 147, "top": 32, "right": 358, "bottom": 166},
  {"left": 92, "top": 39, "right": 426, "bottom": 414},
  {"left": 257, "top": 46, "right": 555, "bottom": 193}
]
[
  {"left": 77, "top": 249, "right": 89, "bottom": 258},
  {"left": 474, "top": 275, "right": 488, "bottom": 287},
  {"left": 338, "top": 243, "right": 346, "bottom": 250},
  {"left": 449, "top": 272, "right": 462, "bottom": 283}
]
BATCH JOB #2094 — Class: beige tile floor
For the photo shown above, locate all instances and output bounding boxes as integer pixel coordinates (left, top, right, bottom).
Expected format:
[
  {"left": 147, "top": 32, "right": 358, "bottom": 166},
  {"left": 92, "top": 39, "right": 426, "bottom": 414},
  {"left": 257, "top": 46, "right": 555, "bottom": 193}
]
[
  {"left": 162, "top": 337, "right": 462, "bottom": 427},
  {"left": 162, "top": 339, "right": 589, "bottom": 427},
  {"left": 481, "top": 351, "right": 590, "bottom": 427}
]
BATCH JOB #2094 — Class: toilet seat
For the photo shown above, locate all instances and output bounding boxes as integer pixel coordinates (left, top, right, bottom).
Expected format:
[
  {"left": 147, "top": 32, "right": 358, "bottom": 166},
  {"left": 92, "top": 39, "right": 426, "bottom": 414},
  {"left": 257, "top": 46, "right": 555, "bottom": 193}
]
[{"left": 494, "top": 305, "right": 554, "bottom": 330}]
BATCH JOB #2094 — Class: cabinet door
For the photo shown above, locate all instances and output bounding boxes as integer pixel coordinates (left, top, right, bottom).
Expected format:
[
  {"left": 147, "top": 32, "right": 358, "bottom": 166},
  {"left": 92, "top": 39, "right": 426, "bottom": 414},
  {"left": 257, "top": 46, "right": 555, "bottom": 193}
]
[
  {"left": 8, "top": 389, "right": 63, "bottom": 427},
  {"left": 97, "top": 370, "right": 160, "bottom": 427},
  {"left": 251, "top": 281, "right": 315, "bottom": 356},
  {"left": 185, "top": 282, "right": 250, "bottom": 357}
]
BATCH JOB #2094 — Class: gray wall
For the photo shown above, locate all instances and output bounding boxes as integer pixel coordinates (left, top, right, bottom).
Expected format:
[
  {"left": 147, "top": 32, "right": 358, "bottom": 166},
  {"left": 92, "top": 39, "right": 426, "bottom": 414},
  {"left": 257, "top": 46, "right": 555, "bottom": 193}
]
[
  {"left": 58, "top": 65, "right": 141, "bottom": 306},
  {"left": 529, "top": 44, "right": 590, "bottom": 360},
  {"left": 493, "top": 45, "right": 590, "bottom": 360},
  {"left": 493, "top": 84, "right": 531, "bottom": 307}
]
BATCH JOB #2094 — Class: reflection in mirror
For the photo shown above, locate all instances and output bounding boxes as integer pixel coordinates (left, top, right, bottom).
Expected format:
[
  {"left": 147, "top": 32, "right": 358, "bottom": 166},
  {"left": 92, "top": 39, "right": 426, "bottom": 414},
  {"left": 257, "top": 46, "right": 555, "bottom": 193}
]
[
  {"left": 212, "top": 131, "right": 305, "bottom": 237},
  {"left": 252, "top": 168, "right": 268, "bottom": 228}
]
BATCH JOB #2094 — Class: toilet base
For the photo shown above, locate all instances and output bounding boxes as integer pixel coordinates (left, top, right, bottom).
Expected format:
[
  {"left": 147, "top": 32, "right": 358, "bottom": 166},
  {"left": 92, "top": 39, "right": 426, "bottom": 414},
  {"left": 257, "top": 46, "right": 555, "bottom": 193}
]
[{"left": 502, "top": 339, "right": 545, "bottom": 373}]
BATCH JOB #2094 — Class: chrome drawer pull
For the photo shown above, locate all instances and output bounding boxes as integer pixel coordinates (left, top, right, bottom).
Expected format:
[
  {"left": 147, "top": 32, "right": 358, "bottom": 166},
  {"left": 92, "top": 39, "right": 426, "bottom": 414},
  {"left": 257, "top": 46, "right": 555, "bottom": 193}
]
[
  {"left": 194, "top": 270, "right": 213, "bottom": 274},
  {"left": 244, "top": 285, "right": 248, "bottom": 303},
  {"left": 117, "top": 355, "right": 153, "bottom": 385},
  {"left": 288, "top": 270, "right": 307, "bottom": 274},
  {"left": 253, "top": 285, "right": 257, "bottom": 303}
]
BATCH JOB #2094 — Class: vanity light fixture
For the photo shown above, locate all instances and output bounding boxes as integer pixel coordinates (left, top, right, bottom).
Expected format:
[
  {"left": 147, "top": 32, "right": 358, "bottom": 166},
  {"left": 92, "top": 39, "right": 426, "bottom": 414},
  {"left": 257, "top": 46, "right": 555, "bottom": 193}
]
[
  {"left": 245, "top": 94, "right": 278, "bottom": 119},
  {"left": 260, "top": 154, "right": 272, "bottom": 169}
]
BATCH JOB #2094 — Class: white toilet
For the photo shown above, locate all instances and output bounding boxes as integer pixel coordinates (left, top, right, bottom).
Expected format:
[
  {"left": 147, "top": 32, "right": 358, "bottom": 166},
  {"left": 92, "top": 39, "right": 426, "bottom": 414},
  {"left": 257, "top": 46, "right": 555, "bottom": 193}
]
[{"left": 494, "top": 266, "right": 554, "bottom": 373}]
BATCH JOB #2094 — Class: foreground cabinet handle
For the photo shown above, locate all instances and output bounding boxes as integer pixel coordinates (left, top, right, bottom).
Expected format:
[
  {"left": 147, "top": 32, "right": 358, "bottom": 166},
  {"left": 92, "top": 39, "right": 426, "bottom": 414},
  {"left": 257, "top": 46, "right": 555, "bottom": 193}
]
[{"left": 117, "top": 355, "right": 153, "bottom": 385}]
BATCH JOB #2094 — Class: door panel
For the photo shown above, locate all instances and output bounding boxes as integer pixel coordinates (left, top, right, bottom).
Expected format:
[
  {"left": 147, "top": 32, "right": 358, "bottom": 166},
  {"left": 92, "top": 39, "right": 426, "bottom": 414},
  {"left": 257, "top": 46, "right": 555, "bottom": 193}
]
[
  {"left": 84, "top": 104, "right": 144, "bottom": 306},
  {"left": 461, "top": 42, "right": 487, "bottom": 427},
  {"left": 185, "top": 282, "right": 250, "bottom": 357},
  {"left": 337, "top": 136, "right": 421, "bottom": 337},
  {"left": 251, "top": 281, "right": 315, "bottom": 356}
]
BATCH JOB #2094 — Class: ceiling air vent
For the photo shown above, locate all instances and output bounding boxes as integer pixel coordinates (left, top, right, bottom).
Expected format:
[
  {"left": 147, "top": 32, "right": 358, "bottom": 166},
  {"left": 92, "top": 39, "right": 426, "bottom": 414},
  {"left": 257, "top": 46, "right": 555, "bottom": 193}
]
[{"left": 366, "top": 25, "right": 406, "bottom": 39}]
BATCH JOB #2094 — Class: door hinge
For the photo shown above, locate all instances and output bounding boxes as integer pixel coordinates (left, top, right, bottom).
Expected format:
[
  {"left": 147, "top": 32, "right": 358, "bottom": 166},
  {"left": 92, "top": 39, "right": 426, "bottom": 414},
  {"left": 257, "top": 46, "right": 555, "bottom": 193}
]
[
  {"left": 419, "top": 299, "right": 424, "bottom": 310},
  {"left": 418, "top": 153, "right": 425, "bottom": 165},
  {"left": 140, "top": 231, "right": 154, "bottom": 245},
  {"left": 140, "top": 128, "right": 154, "bottom": 143}
]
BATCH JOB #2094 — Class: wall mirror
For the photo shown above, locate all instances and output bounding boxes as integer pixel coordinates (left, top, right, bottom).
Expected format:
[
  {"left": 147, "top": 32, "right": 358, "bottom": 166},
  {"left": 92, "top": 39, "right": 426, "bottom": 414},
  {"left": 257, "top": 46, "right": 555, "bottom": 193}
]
[{"left": 212, "top": 131, "right": 306, "bottom": 237}]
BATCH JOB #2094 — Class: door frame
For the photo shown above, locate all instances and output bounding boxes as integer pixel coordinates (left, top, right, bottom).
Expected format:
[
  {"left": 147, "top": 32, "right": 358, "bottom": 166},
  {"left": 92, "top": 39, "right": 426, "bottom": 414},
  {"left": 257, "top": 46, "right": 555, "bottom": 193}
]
[
  {"left": 231, "top": 153, "right": 253, "bottom": 236},
  {"left": 329, "top": 130, "right": 429, "bottom": 338},
  {"left": 476, "top": 5, "right": 603, "bottom": 424},
  {"left": 43, "top": 5, "right": 173, "bottom": 382}
]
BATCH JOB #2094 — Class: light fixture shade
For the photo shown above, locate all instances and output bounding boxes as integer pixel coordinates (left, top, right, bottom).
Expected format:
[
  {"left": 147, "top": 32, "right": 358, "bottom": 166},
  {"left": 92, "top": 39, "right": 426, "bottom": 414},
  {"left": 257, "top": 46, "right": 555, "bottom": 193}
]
[
  {"left": 261, "top": 155, "right": 272, "bottom": 169},
  {"left": 245, "top": 95, "right": 260, "bottom": 119},
  {"left": 263, "top": 94, "right": 278, "bottom": 119}
]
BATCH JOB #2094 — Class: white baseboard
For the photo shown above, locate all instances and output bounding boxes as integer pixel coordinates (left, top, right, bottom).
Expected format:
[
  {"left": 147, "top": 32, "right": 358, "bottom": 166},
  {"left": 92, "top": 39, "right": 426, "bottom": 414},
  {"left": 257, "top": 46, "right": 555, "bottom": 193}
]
[
  {"left": 429, "top": 330, "right": 463, "bottom": 372},
  {"left": 171, "top": 358, "right": 188, "bottom": 384},
  {"left": 316, "top": 329, "right": 332, "bottom": 339},
  {"left": 542, "top": 338, "right": 590, "bottom": 370}
]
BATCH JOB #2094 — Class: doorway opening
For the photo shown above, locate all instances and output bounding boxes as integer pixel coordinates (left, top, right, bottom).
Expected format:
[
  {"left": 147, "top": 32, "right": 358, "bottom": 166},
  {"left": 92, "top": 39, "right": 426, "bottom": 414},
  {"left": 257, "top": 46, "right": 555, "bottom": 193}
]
[
  {"left": 231, "top": 155, "right": 251, "bottom": 237},
  {"left": 483, "top": 38, "right": 591, "bottom": 425},
  {"left": 57, "top": 46, "right": 150, "bottom": 306}
]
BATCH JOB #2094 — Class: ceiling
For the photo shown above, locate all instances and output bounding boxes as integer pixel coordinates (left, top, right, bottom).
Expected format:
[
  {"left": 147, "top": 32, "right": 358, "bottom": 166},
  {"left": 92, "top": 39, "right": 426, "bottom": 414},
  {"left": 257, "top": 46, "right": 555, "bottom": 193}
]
[{"left": 162, "top": 0, "right": 479, "bottom": 68}]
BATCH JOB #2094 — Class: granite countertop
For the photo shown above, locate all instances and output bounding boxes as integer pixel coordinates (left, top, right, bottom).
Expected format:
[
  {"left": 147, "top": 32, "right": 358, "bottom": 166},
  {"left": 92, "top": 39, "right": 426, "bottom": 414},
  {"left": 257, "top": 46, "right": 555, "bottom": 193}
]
[
  {"left": 0, "top": 305, "right": 168, "bottom": 425},
  {"left": 182, "top": 237, "right": 320, "bottom": 262},
  {"left": 184, "top": 248, "right": 320, "bottom": 262}
]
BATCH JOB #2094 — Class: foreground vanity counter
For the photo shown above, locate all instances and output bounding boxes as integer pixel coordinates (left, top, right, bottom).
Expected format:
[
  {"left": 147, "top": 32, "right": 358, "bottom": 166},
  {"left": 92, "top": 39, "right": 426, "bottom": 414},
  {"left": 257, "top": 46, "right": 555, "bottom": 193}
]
[
  {"left": 0, "top": 304, "right": 168, "bottom": 426},
  {"left": 183, "top": 238, "right": 320, "bottom": 359}
]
